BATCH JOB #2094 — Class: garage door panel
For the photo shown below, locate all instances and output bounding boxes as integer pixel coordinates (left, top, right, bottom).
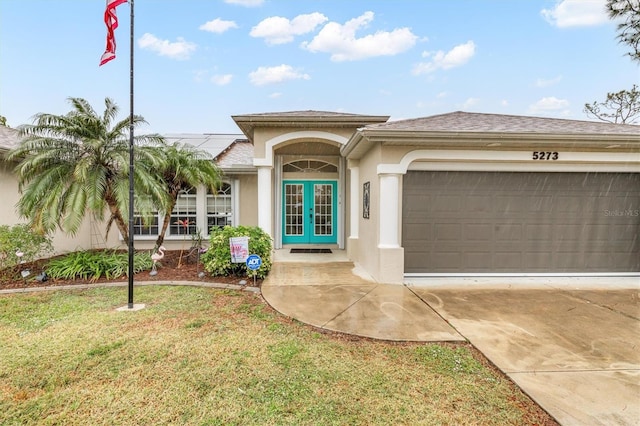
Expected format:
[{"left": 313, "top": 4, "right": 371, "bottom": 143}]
[
  {"left": 431, "top": 252, "right": 462, "bottom": 270},
  {"left": 525, "top": 224, "right": 554, "bottom": 241},
  {"left": 494, "top": 196, "right": 524, "bottom": 213},
  {"left": 467, "top": 196, "right": 493, "bottom": 212},
  {"left": 465, "top": 224, "right": 492, "bottom": 241},
  {"left": 434, "top": 223, "right": 461, "bottom": 241},
  {"left": 615, "top": 224, "right": 639, "bottom": 241},
  {"left": 525, "top": 252, "right": 554, "bottom": 267},
  {"left": 495, "top": 224, "right": 523, "bottom": 240},
  {"left": 403, "top": 171, "right": 640, "bottom": 273},
  {"left": 494, "top": 252, "right": 523, "bottom": 269},
  {"left": 434, "top": 196, "right": 461, "bottom": 212},
  {"left": 465, "top": 252, "right": 493, "bottom": 269},
  {"left": 403, "top": 223, "right": 432, "bottom": 241}
]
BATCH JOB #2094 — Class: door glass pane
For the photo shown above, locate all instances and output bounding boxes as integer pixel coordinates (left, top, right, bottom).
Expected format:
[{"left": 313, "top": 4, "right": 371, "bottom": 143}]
[
  {"left": 314, "top": 184, "right": 333, "bottom": 236},
  {"left": 285, "top": 184, "right": 304, "bottom": 236}
]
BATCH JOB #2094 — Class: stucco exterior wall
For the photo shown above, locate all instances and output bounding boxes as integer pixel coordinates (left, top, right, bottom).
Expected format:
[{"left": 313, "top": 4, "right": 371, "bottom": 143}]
[
  {"left": 253, "top": 126, "right": 355, "bottom": 163},
  {"left": 236, "top": 174, "right": 258, "bottom": 226},
  {"left": 1, "top": 159, "right": 97, "bottom": 255},
  {"left": 0, "top": 160, "right": 21, "bottom": 228},
  {"left": 353, "top": 144, "right": 382, "bottom": 280}
]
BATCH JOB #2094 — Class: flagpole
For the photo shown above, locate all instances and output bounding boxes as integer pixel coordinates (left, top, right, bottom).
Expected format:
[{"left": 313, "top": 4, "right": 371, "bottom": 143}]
[{"left": 127, "top": 0, "right": 135, "bottom": 309}]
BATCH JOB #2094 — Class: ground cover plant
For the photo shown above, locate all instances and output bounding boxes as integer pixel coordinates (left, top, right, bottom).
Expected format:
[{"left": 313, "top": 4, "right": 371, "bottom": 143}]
[
  {"left": 45, "top": 250, "right": 153, "bottom": 281},
  {"left": 0, "top": 286, "right": 557, "bottom": 425}
]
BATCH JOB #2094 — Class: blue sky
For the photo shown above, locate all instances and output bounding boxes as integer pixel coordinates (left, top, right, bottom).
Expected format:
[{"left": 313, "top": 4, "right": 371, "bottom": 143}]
[{"left": 1, "top": 0, "right": 638, "bottom": 134}]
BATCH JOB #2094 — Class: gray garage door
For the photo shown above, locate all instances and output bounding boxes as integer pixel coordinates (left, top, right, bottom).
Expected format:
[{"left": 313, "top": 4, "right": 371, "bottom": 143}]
[{"left": 403, "top": 171, "right": 640, "bottom": 273}]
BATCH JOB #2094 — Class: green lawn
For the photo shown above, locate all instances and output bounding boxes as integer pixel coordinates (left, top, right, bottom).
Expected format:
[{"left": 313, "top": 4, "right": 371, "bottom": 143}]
[{"left": 0, "top": 286, "right": 553, "bottom": 425}]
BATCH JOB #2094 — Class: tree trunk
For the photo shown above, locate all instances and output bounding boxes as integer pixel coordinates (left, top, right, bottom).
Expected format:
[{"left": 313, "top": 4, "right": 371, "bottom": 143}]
[
  {"left": 105, "top": 198, "right": 128, "bottom": 243},
  {"left": 155, "top": 198, "right": 177, "bottom": 248},
  {"left": 111, "top": 208, "right": 129, "bottom": 243}
]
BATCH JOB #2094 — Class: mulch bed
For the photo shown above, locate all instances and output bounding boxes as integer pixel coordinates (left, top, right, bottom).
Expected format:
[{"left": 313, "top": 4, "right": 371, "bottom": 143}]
[{"left": 0, "top": 250, "right": 262, "bottom": 291}]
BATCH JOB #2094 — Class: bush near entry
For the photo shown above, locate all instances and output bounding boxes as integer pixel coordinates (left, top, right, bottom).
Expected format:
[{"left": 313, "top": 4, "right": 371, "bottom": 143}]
[{"left": 201, "top": 226, "right": 272, "bottom": 279}]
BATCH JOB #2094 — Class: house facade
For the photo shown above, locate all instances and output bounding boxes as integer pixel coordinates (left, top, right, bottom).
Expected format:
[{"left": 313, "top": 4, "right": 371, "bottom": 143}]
[{"left": 2, "top": 111, "right": 639, "bottom": 284}]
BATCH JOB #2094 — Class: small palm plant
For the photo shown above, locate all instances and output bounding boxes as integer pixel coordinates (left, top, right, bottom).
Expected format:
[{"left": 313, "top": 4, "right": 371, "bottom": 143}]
[{"left": 8, "top": 97, "right": 168, "bottom": 241}]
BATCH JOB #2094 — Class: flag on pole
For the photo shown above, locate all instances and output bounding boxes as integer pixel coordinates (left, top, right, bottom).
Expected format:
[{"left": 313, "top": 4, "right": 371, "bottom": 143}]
[{"left": 100, "top": 0, "right": 128, "bottom": 66}]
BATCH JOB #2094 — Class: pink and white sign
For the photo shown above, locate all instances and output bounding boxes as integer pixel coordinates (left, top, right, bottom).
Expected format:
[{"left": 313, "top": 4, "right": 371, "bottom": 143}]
[{"left": 229, "top": 236, "right": 249, "bottom": 263}]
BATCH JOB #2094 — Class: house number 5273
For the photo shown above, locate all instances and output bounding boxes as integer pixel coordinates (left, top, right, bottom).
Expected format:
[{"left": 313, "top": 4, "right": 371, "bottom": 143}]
[{"left": 532, "top": 151, "right": 559, "bottom": 160}]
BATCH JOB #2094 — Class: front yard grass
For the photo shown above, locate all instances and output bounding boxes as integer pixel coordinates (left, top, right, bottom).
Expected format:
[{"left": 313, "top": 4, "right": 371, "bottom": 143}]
[{"left": 0, "top": 286, "right": 554, "bottom": 425}]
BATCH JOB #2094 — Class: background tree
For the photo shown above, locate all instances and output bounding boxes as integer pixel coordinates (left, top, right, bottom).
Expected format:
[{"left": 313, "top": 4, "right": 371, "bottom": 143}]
[
  {"left": 9, "top": 97, "right": 168, "bottom": 242},
  {"left": 607, "top": 0, "right": 640, "bottom": 62},
  {"left": 584, "top": 84, "right": 640, "bottom": 123},
  {"left": 154, "top": 142, "right": 222, "bottom": 247},
  {"left": 584, "top": 2, "right": 639, "bottom": 123},
  {"left": 0, "top": 115, "right": 7, "bottom": 126}
]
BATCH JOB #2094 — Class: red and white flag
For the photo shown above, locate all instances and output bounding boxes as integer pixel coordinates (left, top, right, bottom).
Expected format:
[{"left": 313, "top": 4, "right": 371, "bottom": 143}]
[{"left": 99, "top": 0, "right": 128, "bottom": 66}]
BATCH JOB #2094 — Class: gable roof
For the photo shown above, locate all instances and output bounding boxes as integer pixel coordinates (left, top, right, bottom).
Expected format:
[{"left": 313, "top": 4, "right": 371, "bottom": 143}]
[
  {"left": 163, "top": 133, "right": 246, "bottom": 159},
  {"left": 163, "top": 133, "right": 255, "bottom": 173},
  {"left": 214, "top": 140, "right": 255, "bottom": 173},
  {"left": 366, "top": 111, "right": 640, "bottom": 135},
  {"left": 232, "top": 110, "right": 389, "bottom": 141},
  {"left": 343, "top": 111, "right": 640, "bottom": 159},
  {"left": 0, "top": 125, "right": 20, "bottom": 154}
]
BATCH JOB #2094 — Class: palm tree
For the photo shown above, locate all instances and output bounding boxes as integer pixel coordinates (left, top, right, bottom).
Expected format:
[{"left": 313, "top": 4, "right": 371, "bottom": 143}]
[
  {"left": 154, "top": 142, "right": 222, "bottom": 247},
  {"left": 8, "top": 97, "right": 168, "bottom": 242}
]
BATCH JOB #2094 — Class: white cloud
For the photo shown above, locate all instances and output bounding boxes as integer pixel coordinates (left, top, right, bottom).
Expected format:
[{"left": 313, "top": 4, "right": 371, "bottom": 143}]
[
  {"left": 249, "top": 64, "right": 310, "bottom": 86},
  {"left": 436, "top": 91, "right": 448, "bottom": 99},
  {"left": 138, "top": 33, "right": 196, "bottom": 60},
  {"left": 302, "top": 11, "right": 418, "bottom": 61},
  {"left": 541, "top": 0, "right": 608, "bottom": 28},
  {"left": 529, "top": 96, "right": 570, "bottom": 114},
  {"left": 462, "top": 97, "right": 480, "bottom": 109},
  {"left": 413, "top": 41, "right": 476, "bottom": 74},
  {"left": 224, "top": 0, "right": 263, "bottom": 7},
  {"left": 211, "top": 74, "right": 233, "bottom": 86},
  {"left": 251, "top": 13, "right": 328, "bottom": 45},
  {"left": 269, "top": 92, "right": 283, "bottom": 99},
  {"left": 199, "top": 18, "right": 238, "bottom": 34},
  {"left": 536, "top": 75, "right": 563, "bottom": 87},
  {"left": 501, "top": 99, "right": 509, "bottom": 106}
]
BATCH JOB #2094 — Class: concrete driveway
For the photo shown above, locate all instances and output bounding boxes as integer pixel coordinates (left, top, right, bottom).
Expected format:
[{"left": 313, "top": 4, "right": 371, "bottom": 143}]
[
  {"left": 263, "top": 262, "right": 640, "bottom": 425},
  {"left": 411, "top": 287, "right": 640, "bottom": 426}
]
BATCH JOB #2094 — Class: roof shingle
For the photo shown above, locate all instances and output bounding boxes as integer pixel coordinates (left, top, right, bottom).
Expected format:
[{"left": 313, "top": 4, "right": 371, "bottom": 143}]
[
  {"left": 0, "top": 125, "right": 20, "bottom": 152},
  {"left": 366, "top": 111, "right": 640, "bottom": 135}
]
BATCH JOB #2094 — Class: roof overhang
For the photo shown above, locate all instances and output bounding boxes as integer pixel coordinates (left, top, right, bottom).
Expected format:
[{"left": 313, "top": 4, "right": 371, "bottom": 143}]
[
  {"left": 232, "top": 111, "right": 389, "bottom": 142},
  {"left": 342, "top": 129, "right": 640, "bottom": 160}
]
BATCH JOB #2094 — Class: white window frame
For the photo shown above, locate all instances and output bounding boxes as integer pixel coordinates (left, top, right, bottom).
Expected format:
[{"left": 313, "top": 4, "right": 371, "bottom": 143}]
[
  {"left": 126, "top": 180, "right": 238, "bottom": 241},
  {"left": 169, "top": 187, "right": 198, "bottom": 236},
  {"left": 207, "top": 182, "right": 233, "bottom": 232}
]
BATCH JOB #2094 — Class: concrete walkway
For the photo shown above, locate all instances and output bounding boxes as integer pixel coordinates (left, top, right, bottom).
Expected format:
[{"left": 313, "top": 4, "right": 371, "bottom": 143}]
[{"left": 262, "top": 261, "right": 640, "bottom": 426}]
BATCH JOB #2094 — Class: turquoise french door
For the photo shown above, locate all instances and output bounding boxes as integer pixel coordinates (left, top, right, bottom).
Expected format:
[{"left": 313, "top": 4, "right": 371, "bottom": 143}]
[{"left": 282, "top": 180, "right": 337, "bottom": 244}]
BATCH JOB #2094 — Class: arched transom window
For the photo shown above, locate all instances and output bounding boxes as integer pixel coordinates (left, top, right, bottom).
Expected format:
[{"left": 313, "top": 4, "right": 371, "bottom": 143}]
[{"left": 282, "top": 160, "right": 337, "bottom": 173}]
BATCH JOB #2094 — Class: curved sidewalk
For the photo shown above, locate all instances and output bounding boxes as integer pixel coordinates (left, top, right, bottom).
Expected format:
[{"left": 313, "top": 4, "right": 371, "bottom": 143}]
[{"left": 261, "top": 261, "right": 464, "bottom": 342}]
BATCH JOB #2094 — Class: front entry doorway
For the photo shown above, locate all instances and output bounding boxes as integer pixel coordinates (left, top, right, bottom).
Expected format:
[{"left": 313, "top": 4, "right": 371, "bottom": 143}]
[{"left": 282, "top": 180, "right": 337, "bottom": 244}]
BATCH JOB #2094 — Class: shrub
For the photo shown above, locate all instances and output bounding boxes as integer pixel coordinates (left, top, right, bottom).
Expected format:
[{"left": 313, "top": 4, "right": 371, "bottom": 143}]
[
  {"left": 0, "top": 224, "right": 53, "bottom": 280},
  {"left": 46, "top": 250, "right": 152, "bottom": 282},
  {"left": 201, "top": 226, "right": 272, "bottom": 279}
]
